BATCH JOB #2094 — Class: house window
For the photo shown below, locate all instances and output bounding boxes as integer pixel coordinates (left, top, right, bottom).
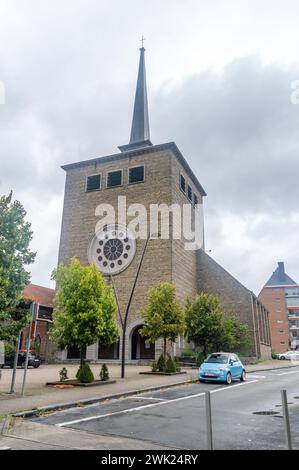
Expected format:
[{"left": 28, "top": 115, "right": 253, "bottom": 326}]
[
  {"left": 107, "top": 170, "right": 122, "bottom": 188},
  {"left": 180, "top": 175, "right": 186, "bottom": 193},
  {"left": 86, "top": 174, "right": 101, "bottom": 192},
  {"left": 280, "top": 341, "right": 285, "bottom": 345},
  {"left": 194, "top": 194, "right": 198, "bottom": 207},
  {"left": 187, "top": 185, "right": 192, "bottom": 202},
  {"left": 129, "top": 166, "right": 144, "bottom": 184}
]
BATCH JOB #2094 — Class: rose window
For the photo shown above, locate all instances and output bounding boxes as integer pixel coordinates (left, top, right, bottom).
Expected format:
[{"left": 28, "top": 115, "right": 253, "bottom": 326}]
[{"left": 88, "top": 224, "right": 136, "bottom": 275}]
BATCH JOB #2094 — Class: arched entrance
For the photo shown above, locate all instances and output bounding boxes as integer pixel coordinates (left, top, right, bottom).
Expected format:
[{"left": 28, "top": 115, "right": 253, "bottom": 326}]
[{"left": 131, "top": 326, "right": 155, "bottom": 360}]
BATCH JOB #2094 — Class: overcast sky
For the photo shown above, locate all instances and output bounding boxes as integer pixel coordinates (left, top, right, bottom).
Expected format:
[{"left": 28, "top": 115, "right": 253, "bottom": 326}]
[{"left": 1, "top": 0, "right": 299, "bottom": 294}]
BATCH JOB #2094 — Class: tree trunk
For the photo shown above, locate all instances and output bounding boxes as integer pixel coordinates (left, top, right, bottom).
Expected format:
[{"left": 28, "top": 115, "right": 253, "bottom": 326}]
[
  {"left": 80, "top": 347, "right": 84, "bottom": 368},
  {"left": 203, "top": 344, "right": 208, "bottom": 358},
  {"left": 163, "top": 337, "right": 167, "bottom": 368}
]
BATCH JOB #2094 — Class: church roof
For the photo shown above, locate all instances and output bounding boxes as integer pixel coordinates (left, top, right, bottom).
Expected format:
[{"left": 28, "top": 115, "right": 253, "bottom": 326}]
[
  {"left": 264, "top": 262, "right": 298, "bottom": 287},
  {"left": 119, "top": 47, "right": 152, "bottom": 152},
  {"left": 61, "top": 141, "right": 207, "bottom": 197},
  {"left": 23, "top": 284, "right": 55, "bottom": 307},
  {"left": 61, "top": 45, "right": 207, "bottom": 197}
]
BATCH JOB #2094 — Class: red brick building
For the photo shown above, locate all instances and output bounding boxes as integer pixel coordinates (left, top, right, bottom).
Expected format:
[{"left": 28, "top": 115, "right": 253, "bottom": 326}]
[
  {"left": 259, "top": 262, "right": 299, "bottom": 354},
  {"left": 21, "top": 284, "right": 55, "bottom": 361}
]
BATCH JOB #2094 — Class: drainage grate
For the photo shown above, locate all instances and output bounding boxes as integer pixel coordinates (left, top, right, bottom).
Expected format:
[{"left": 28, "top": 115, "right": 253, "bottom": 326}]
[{"left": 253, "top": 411, "right": 280, "bottom": 415}]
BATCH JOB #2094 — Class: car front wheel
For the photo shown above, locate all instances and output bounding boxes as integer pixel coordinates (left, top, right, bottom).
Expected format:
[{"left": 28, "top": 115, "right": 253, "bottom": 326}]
[
  {"left": 226, "top": 372, "right": 232, "bottom": 385},
  {"left": 240, "top": 370, "right": 246, "bottom": 382}
]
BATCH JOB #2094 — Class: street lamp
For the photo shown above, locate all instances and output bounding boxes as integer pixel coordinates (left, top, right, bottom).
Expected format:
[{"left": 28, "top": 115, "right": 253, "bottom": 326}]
[{"left": 112, "top": 232, "right": 160, "bottom": 379}]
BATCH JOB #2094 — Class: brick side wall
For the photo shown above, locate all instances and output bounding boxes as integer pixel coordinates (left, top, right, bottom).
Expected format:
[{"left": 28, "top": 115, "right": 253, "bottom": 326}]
[
  {"left": 258, "top": 287, "right": 289, "bottom": 353},
  {"left": 197, "top": 250, "right": 271, "bottom": 359}
]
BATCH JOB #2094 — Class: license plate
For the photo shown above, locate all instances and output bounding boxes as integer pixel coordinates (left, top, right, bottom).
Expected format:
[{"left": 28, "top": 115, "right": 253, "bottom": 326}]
[{"left": 205, "top": 372, "right": 214, "bottom": 377}]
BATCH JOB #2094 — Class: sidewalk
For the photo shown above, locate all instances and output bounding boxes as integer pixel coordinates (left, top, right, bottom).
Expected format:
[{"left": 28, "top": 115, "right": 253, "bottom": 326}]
[{"left": 0, "top": 360, "right": 296, "bottom": 416}]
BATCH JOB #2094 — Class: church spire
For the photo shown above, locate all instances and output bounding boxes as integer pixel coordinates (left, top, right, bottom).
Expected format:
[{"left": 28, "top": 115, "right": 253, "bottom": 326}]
[{"left": 119, "top": 42, "right": 153, "bottom": 152}]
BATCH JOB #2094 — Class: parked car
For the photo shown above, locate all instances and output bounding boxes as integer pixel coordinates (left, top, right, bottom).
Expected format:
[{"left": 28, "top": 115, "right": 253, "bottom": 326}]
[
  {"left": 1, "top": 350, "right": 41, "bottom": 368},
  {"left": 276, "top": 350, "right": 299, "bottom": 361},
  {"left": 198, "top": 352, "right": 246, "bottom": 384}
]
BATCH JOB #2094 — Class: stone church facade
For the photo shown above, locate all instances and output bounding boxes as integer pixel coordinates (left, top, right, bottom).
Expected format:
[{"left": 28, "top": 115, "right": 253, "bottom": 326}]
[{"left": 56, "top": 47, "right": 271, "bottom": 362}]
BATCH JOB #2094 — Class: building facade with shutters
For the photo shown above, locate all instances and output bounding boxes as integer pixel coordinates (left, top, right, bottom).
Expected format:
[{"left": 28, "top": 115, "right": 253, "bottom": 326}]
[
  {"left": 56, "top": 47, "right": 271, "bottom": 363},
  {"left": 259, "top": 262, "right": 299, "bottom": 353}
]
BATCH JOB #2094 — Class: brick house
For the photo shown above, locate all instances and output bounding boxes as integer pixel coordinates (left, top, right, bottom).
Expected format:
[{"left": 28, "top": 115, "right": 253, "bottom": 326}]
[
  {"left": 259, "top": 262, "right": 299, "bottom": 353},
  {"left": 56, "top": 47, "right": 271, "bottom": 362},
  {"left": 21, "top": 284, "right": 55, "bottom": 361}
]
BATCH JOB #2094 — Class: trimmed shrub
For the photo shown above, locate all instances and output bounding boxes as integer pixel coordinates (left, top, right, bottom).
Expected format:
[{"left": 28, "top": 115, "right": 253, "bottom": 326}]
[
  {"left": 157, "top": 354, "right": 166, "bottom": 372},
  {"left": 196, "top": 351, "right": 205, "bottom": 368},
  {"left": 173, "top": 357, "right": 181, "bottom": 372},
  {"left": 152, "top": 360, "right": 158, "bottom": 372},
  {"left": 76, "top": 361, "right": 94, "bottom": 383},
  {"left": 59, "top": 367, "right": 68, "bottom": 382},
  {"left": 166, "top": 355, "right": 177, "bottom": 373},
  {"left": 180, "top": 350, "right": 195, "bottom": 358},
  {"left": 100, "top": 364, "right": 109, "bottom": 381}
]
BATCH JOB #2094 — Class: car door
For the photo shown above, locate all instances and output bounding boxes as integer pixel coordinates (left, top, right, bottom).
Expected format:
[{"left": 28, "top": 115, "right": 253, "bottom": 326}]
[{"left": 230, "top": 355, "right": 242, "bottom": 378}]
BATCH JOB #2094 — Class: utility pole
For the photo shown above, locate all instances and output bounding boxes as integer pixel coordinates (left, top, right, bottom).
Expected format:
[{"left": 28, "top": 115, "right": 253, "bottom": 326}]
[
  {"left": 109, "top": 232, "right": 160, "bottom": 380},
  {"left": 21, "top": 302, "right": 37, "bottom": 397},
  {"left": 9, "top": 331, "right": 21, "bottom": 394}
]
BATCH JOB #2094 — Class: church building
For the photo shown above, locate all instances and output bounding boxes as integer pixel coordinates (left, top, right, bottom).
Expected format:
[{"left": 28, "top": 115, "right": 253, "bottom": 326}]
[{"left": 57, "top": 46, "right": 271, "bottom": 362}]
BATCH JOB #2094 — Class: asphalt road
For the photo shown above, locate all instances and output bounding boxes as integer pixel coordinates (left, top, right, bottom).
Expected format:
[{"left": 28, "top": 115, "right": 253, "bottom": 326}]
[{"left": 30, "top": 367, "right": 299, "bottom": 450}]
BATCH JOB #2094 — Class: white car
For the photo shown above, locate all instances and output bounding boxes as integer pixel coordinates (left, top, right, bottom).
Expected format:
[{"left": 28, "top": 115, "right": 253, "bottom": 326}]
[{"left": 277, "top": 350, "right": 299, "bottom": 360}]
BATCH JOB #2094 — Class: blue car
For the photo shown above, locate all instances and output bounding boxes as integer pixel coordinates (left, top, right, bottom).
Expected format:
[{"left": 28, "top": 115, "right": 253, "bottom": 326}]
[{"left": 198, "top": 352, "right": 246, "bottom": 384}]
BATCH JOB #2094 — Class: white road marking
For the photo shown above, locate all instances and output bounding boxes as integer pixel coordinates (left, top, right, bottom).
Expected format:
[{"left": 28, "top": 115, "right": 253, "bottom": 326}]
[
  {"left": 275, "top": 370, "right": 299, "bottom": 376},
  {"left": 247, "top": 374, "right": 266, "bottom": 379},
  {"left": 133, "top": 396, "right": 165, "bottom": 401},
  {"left": 56, "top": 380, "right": 258, "bottom": 427}
]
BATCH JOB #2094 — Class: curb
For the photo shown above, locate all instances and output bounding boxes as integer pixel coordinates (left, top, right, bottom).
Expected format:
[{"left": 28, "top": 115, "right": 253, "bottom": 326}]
[
  {"left": 247, "top": 364, "right": 298, "bottom": 373},
  {"left": 13, "top": 378, "right": 196, "bottom": 418},
  {"left": 1, "top": 415, "right": 12, "bottom": 436}
]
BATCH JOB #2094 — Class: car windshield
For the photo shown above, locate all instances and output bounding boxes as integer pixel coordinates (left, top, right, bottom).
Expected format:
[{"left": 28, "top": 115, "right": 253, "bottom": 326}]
[{"left": 206, "top": 354, "right": 229, "bottom": 364}]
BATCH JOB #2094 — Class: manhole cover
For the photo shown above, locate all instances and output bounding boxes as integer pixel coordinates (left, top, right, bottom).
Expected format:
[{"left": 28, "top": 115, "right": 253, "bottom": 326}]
[{"left": 253, "top": 411, "right": 280, "bottom": 415}]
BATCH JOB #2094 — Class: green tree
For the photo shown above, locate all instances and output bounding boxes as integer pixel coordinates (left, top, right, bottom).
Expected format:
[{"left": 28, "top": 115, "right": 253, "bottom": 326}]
[
  {"left": 140, "top": 282, "right": 185, "bottom": 363},
  {"left": 51, "top": 258, "right": 119, "bottom": 367},
  {"left": 185, "top": 293, "right": 225, "bottom": 357},
  {"left": 0, "top": 192, "right": 35, "bottom": 341},
  {"left": 222, "top": 315, "right": 251, "bottom": 352}
]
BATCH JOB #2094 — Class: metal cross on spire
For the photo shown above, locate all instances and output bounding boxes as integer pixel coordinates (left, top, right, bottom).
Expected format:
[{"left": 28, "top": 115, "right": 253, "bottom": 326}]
[{"left": 140, "top": 35, "right": 145, "bottom": 48}]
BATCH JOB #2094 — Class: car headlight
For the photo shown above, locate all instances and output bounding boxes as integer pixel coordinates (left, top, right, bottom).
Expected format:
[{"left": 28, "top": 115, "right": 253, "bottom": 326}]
[{"left": 219, "top": 368, "right": 226, "bottom": 373}]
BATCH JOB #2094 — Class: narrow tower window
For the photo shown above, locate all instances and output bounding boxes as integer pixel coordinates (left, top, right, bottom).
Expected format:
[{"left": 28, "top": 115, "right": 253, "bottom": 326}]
[
  {"left": 187, "top": 185, "right": 192, "bottom": 202},
  {"left": 180, "top": 175, "right": 186, "bottom": 193}
]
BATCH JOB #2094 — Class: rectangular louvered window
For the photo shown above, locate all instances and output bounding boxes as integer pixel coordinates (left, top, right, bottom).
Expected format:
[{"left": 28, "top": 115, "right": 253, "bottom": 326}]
[
  {"left": 180, "top": 175, "right": 186, "bottom": 193},
  {"left": 129, "top": 166, "right": 144, "bottom": 184},
  {"left": 86, "top": 174, "right": 101, "bottom": 192},
  {"left": 194, "top": 194, "right": 198, "bottom": 207},
  {"left": 187, "top": 185, "right": 192, "bottom": 202},
  {"left": 107, "top": 170, "right": 122, "bottom": 188}
]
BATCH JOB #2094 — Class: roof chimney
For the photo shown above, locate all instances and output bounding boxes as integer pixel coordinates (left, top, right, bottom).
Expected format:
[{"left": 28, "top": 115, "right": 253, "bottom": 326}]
[{"left": 277, "top": 262, "right": 285, "bottom": 281}]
